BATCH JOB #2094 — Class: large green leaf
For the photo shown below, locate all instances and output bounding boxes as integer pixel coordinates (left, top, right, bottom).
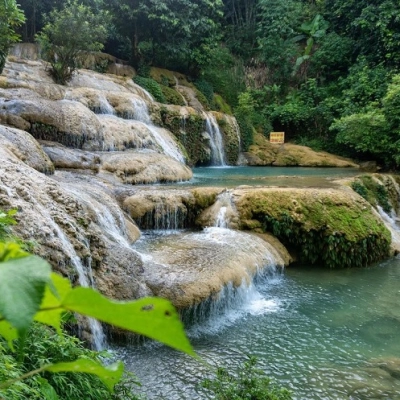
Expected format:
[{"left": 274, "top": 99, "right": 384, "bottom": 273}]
[
  {"left": 0, "top": 255, "right": 51, "bottom": 333},
  {"left": 0, "top": 319, "right": 18, "bottom": 350},
  {"left": 45, "top": 359, "right": 124, "bottom": 392},
  {"left": 63, "top": 288, "right": 195, "bottom": 356},
  {"left": 35, "top": 273, "right": 72, "bottom": 333}
]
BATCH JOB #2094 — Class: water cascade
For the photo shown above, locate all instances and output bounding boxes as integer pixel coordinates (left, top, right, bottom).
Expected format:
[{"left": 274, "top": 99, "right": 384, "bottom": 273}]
[
  {"left": 214, "top": 190, "right": 237, "bottom": 228},
  {"left": 128, "top": 98, "right": 185, "bottom": 163},
  {"left": 94, "top": 94, "right": 115, "bottom": 115},
  {"left": 376, "top": 206, "right": 400, "bottom": 250},
  {"left": 204, "top": 112, "right": 226, "bottom": 166},
  {"left": 46, "top": 214, "right": 106, "bottom": 350},
  {"left": 138, "top": 203, "right": 187, "bottom": 231}
]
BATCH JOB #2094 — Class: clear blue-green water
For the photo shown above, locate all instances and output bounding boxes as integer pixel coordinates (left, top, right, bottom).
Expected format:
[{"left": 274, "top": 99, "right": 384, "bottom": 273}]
[
  {"left": 182, "top": 166, "right": 360, "bottom": 187},
  {"left": 116, "top": 257, "right": 400, "bottom": 400}
]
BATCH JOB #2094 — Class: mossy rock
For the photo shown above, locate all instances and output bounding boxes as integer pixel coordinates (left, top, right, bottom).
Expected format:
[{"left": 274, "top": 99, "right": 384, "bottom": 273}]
[
  {"left": 160, "top": 84, "right": 186, "bottom": 106},
  {"left": 235, "top": 188, "right": 391, "bottom": 268},
  {"left": 213, "top": 94, "right": 232, "bottom": 115},
  {"left": 160, "top": 107, "right": 210, "bottom": 166}
]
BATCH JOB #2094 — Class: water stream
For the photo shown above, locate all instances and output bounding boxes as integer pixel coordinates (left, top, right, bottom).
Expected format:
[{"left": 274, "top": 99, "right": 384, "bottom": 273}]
[
  {"left": 204, "top": 113, "right": 226, "bottom": 166},
  {"left": 116, "top": 258, "right": 400, "bottom": 399}
]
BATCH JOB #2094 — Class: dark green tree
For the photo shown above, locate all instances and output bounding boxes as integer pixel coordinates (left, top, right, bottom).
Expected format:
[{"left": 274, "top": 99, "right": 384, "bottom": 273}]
[
  {"left": 36, "top": 0, "right": 109, "bottom": 84},
  {"left": 0, "top": 0, "right": 25, "bottom": 73}
]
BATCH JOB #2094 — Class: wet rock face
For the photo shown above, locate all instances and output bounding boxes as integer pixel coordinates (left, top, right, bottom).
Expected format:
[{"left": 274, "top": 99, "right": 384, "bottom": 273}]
[
  {"left": 0, "top": 145, "right": 148, "bottom": 300},
  {"left": 0, "top": 125, "right": 54, "bottom": 174},
  {"left": 138, "top": 227, "right": 287, "bottom": 308}
]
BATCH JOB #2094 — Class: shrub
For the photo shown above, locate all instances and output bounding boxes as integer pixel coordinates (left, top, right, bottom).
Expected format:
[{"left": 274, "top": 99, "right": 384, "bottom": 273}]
[
  {"left": 133, "top": 76, "right": 166, "bottom": 103},
  {"left": 36, "top": 0, "right": 109, "bottom": 84},
  {"left": 201, "top": 356, "right": 292, "bottom": 400},
  {"left": 194, "top": 79, "right": 214, "bottom": 104}
]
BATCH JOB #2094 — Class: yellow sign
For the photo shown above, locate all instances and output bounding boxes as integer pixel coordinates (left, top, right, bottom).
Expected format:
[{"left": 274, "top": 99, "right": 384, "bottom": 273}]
[{"left": 270, "top": 132, "right": 285, "bottom": 144}]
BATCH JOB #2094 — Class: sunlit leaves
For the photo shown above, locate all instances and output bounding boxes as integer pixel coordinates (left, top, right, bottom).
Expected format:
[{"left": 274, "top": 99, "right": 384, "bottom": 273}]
[
  {"left": 63, "top": 288, "right": 195, "bottom": 356},
  {"left": 0, "top": 256, "right": 51, "bottom": 334},
  {"left": 45, "top": 359, "right": 124, "bottom": 392}
]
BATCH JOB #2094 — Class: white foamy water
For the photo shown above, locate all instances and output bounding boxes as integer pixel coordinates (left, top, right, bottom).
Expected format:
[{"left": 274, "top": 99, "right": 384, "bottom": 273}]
[
  {"left": 204, "top": 112, "right": 226, "bottom": 166},
  {"left": 127, "top": 98, "right": 185, "bottom": 163}
]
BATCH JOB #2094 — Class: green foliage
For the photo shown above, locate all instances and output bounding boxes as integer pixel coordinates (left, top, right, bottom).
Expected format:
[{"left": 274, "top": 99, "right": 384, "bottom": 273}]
[
  {"left": 0, "top": 208, "right": 17, "bottom": 241},
  {"left": 195, "top": 79, "right": 214, "bottom": 105},
  {"left": 160, "top": 108, "right": 208, "bottom": 165},
  {"left": 133, "top": 76, "right": 166, "bottom": 103},
  {"left": 201, "top": 356, "right": 292, "bottom": 400},
  {"left": 0, "top": 0, "right": 25, "bottom": 74},
  {"left": 351, "top": 176, "right": 392, "bottom": 214},
  {"left": 36, "top": 0, "right": 109, "bottom": 84},
  {"left": 0, "top": 323, "right": 143, "bottom": 400},
  {"left": 0, "top": 242, "right": 194, "bottom": 394},
  {"left": 193, "top": 87, "right": 210, "bottom": 110},
  {"left": 159, "top": 84, "right": 185, "bottom": 106},
  {"left": 213, "top": 94, "right": 232, "bottom": 115}
]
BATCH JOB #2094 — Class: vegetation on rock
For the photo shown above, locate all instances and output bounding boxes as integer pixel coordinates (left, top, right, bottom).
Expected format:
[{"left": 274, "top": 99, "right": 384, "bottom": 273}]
[
  {"left": 0, "top": 0, "right": 25, "bottom": 74},
  {"left": 36, "top": 0, "right": 109, "bottom": 84}
]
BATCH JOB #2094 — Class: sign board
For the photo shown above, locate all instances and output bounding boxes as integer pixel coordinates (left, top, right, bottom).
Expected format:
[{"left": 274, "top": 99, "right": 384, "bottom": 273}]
[{"left": 270, "top": 132, "right": 285, "bottom": 144}]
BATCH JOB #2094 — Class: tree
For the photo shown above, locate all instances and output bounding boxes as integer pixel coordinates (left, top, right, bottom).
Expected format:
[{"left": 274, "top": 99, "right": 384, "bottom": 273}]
[
  {"left": 0, "top": 0, "right": 25, "bottom": 74},
  {"left": 36, "top": 0, "right": 109, "bottom": 84},
  {"left": 105, "top": 0, "right": 223, "bottom": 73}
]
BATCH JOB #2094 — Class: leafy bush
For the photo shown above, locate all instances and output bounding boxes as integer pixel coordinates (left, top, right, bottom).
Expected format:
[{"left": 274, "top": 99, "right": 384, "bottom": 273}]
[
  {"left": 159, "top": 84, "right": 185, "bottom": 106},
  {"left": 201, "top": 356, "right": 292, "bottom": 400},
  {"left": 133, "top": 76, "right": 166, "bottom": 103},
  {"left": 193, "top": 87, "right": 210, "bottom": 110},
  {"left": 195, "top": 79, "right": 214, "bottom": 105},
  {"left": 0, "top": 0, "right": 25, "bottom": 74},
  {"left": 36, "top": 0, "right": 109, "bottom": 84},
  {"left": 0, "top": 240, "right": 194, "bottom": 396}
]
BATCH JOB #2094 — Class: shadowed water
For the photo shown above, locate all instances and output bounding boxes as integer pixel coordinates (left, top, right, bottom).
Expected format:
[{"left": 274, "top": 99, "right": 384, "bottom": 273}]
[{"left": 115, "top": 258, "right": 400, "bottom": 399}]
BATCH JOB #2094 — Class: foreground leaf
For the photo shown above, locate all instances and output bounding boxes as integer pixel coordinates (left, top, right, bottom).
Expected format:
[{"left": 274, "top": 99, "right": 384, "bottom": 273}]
[
  {"left": 0, "top": 319, "right": 18, "bottom": 350},
  {"left": 0, "top": 256, "right": 51, "bottom": 333},
  {"left": 45, "top": 359, "right": 124, "bottom": 392},
  {"left": 63, "top": 288, "right": 195, "bottom": 356},
  {"left": 35, "top": 273, "right": 72, "bottom": 333}
]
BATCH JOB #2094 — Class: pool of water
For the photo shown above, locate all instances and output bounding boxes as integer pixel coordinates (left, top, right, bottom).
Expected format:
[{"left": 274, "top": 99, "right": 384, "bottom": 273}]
[
  {"left": 181, "top": 166, "right": 360, "bottom": 187},
  {"left": 115, "top": 257, "right": 400, "bottom": 400}
]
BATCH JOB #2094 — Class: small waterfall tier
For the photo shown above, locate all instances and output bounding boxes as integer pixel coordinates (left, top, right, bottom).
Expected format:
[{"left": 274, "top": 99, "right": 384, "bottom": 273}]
[
  {"left": 135, "top": 227, "right": 286, "bottom": 310},
  {"left": 376, "top": 206, "right": 400, "bottom": 253},
  {"left": 204, "top": 112, "right": 227, "bottom": 166}
]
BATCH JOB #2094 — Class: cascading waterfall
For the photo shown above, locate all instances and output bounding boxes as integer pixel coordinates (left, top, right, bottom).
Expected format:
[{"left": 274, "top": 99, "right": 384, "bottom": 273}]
[
  {"left": 376, "top": 206, "right": 400, "bottom": 249},
  {"left": 127, "top": 98, "right": 185, "bottom": 163},
  {"left": 46, "top": 215, "right": 106, "bottom": 350},
  {"left": 204, "top": 112, "right": 226, "bottom": 166},
  {"left": 138, "top": 203, "right": 187, "bottom": 231},
  {"left": 183, "top": 268, "right": 282, "bottom": 337},
  {"left": 214, "top": 190, "right": 236, "bottom": 228},
  {"left": 94, "top": 95, "right": 115, "bottom": 115}
]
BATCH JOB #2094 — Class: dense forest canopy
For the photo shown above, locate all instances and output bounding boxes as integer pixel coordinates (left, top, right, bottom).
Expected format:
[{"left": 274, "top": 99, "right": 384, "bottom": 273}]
[{"left": 12, "top": 0, "right": 400, "bottom": 168}]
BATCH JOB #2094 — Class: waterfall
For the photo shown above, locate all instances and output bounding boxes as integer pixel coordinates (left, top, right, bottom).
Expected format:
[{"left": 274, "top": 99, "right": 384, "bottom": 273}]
[
  {"left": 182, "top": 255, "right": 282, "bottom": 337},
  {"left": 127, "top": 98, "right": 185, "bottom": 163},
  {"left": 94, "top": 95, "right": 115, "bottom": 115},
  {"left": 48, "top": 217, "right": 106, "bottom": 350},
  {"left": 138, "top": 203, "right": 187, "bottom": 231},
  {"left": 214, "top": 190, "right": 236, "bottom": 228},
  {"left": 204, "top": 112, "right": 226, "bottom": 166},
  {"left": 376, "top": 206, "right": 400, "bottom": 249}
]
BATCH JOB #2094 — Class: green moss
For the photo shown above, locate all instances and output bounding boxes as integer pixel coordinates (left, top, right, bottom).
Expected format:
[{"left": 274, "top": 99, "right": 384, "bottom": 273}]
[
  {"left": 213, "top": 94, "right": 232, "bottom": 115},
  {"left": 237, "top": 190, "right": 391, "bottom": 268},
  {"left": 351, "top": 175, "right": 392, "bottom": 213},
  {"left": 160, "top": 84, "right": 186, "bottom": 106},
  {"left": 160, "top": 107, "right": 209, "bottom": 166},
  {"left": 193, "top": 88, "right": 210, "bottom": 110},
  {"left": 216, "top": 116, "right": 240, "bottom": 165},
  {"left": 133, "top": 76, "right": 166, "bottom": 103}
]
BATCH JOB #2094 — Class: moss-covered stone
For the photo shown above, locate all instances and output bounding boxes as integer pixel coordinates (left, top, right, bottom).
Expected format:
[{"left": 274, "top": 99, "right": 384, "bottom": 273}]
[
  {"left": 160, "top": 107, "right": 210, "bottom": 166},
  {"left": 215, "top": 113, "right": 240, "bottom": 165},
  {"left": 235, "top": 188, "right": 391, "bottom": 268}
]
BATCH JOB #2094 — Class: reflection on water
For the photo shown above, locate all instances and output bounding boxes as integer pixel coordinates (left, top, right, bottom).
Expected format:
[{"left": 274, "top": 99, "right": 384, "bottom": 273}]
[
  {"left": 115, "top": 258, "right": 400, "bottom": 400},
  {"left": 181, "top": 166, "right": 360, "bottom": 188}
]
